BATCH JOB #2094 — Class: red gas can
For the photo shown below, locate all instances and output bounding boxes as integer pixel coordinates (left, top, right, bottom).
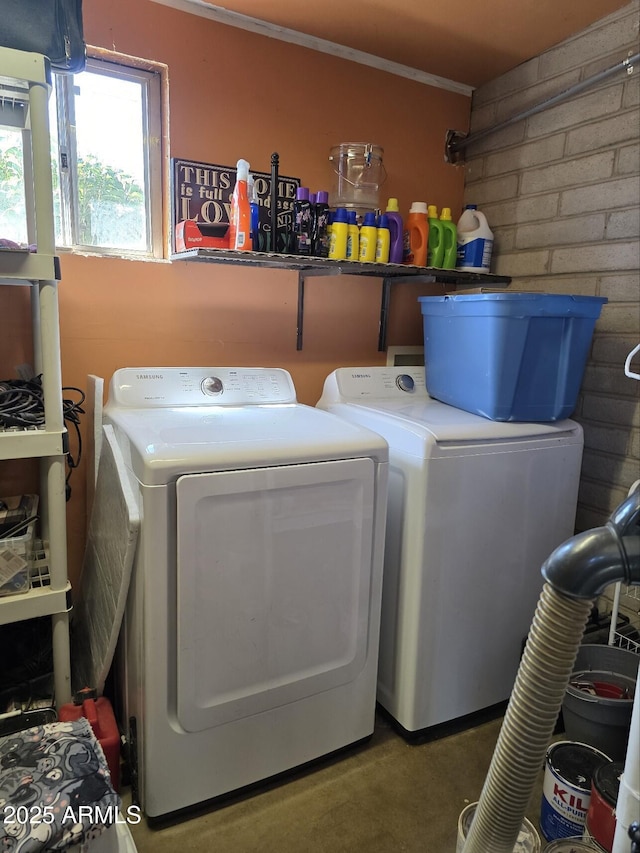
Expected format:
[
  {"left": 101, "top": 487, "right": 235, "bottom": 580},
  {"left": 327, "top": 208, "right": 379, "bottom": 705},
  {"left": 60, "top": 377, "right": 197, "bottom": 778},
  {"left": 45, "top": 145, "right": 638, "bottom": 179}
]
[{"left": 59, "top": 696, "right": 120, "bottom": 791}]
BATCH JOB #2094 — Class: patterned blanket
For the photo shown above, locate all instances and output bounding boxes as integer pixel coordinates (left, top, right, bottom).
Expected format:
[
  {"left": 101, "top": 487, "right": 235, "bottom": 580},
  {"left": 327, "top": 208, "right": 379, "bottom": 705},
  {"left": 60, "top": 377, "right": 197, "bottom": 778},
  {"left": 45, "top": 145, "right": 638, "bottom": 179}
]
[{"left": 0, "top": 718, "right": 120, "bottom": 851}]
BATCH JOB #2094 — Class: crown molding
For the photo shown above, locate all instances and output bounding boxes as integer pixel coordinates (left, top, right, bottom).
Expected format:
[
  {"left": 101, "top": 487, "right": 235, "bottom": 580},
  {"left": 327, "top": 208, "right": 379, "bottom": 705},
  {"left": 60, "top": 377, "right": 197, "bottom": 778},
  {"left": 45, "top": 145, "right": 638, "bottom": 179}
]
[{"left": 151, "top": 0, "right": 473, "bottom": 97}]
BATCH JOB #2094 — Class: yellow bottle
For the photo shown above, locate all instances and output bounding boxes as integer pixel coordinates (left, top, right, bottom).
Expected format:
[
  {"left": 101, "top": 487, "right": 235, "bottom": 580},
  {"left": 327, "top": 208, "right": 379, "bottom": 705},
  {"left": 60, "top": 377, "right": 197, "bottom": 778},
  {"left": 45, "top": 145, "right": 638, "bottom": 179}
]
[
  {"left": 329, "top": 207, "right": 348, "bottom": 260},
  {"left": 346, "top": 211, "right": 360, "bottom": 260},
  {"left": 358, "top": 212, "right": 377, "bottom": 262}
]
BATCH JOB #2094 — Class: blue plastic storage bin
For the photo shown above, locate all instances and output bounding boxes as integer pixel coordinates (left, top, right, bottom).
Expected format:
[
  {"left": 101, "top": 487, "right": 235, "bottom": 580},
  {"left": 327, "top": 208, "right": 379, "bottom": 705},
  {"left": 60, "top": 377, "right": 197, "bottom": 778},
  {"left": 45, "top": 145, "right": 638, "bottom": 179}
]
[{"left": 418, "top": 293, "right": 607, "bottom": 422}]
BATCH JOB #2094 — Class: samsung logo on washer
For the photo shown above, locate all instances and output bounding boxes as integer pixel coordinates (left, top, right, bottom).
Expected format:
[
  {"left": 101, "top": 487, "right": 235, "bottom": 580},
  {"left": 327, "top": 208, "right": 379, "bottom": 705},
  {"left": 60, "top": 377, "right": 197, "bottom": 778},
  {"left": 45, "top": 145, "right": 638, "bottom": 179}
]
[
  {"left": 351, "top": 373, "right": 372, "bottom": 379},
  {"left": 137, "top": 373, "right": 163, "bottom": 380}
]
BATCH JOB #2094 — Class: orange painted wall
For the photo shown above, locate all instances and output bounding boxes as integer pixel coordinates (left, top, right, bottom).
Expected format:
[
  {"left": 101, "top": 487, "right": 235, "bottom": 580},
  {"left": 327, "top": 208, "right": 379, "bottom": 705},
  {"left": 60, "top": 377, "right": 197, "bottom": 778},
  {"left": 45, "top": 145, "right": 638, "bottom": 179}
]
[{"left": 0, "top": 0, "right": 470, "bottom": 585}]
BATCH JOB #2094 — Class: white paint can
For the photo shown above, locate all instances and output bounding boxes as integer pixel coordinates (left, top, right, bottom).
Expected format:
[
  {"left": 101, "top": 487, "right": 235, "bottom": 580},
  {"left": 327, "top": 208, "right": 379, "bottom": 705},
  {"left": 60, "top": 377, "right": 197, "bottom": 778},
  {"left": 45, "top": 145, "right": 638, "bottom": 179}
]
[
  {"left": 540, "top": 741, "right": 610, "bottom": 842},
  {"left": 457, "top": 802, "right": 541, "bottom": 852},
  {"left": 543, "top": 839, "right": 603, "bottom": 851}
]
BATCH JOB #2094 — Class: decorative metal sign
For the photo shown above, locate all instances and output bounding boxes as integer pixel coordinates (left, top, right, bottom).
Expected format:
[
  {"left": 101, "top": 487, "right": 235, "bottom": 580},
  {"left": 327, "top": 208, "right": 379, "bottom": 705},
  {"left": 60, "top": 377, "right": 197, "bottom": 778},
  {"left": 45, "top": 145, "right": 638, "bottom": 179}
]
[{"left": 172, "top": 158, "right": 299, "bottom": 252}]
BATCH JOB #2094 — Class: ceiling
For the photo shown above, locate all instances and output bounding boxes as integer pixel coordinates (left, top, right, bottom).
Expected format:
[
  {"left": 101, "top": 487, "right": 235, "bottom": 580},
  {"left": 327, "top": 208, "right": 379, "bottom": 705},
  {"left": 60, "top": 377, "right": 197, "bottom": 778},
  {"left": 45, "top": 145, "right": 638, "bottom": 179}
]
[{"left": 189, "top": 0, "right": 630, "bottom": 88}]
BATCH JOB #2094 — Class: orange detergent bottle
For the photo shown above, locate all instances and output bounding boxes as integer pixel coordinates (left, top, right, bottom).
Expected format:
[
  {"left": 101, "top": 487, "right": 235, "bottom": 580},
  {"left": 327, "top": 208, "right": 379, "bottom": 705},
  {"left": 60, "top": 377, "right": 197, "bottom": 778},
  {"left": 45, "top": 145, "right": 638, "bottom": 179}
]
[{"left": 403, "top": 202, "right": 428, "bottom": 266}]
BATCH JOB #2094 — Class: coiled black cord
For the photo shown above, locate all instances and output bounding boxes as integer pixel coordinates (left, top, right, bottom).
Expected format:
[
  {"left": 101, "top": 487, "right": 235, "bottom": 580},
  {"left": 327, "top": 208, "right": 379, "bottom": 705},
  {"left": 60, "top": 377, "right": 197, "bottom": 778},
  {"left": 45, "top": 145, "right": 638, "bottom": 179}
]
[
  {"left": 0, "top": 376, "right": 85, "bottom": 500},
  {"left": 63, "top": 386, "right": 85, "bottom": 499},
  {"left": 0, "top": 378, "right": 44, "bottom": 426}
]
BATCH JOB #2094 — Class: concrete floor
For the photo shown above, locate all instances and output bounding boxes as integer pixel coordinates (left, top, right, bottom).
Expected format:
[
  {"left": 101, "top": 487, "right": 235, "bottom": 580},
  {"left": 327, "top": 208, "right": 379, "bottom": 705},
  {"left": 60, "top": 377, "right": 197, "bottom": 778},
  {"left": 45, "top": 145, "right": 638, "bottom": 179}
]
[{"left": 124, "top": 710, "right": 547, "bottom": 853}]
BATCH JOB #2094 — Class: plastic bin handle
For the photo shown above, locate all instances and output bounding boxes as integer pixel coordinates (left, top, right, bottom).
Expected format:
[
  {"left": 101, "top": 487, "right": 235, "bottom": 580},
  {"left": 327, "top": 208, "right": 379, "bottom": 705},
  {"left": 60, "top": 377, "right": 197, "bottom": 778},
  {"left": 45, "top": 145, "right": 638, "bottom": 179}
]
[{"left": 625, "top": 343, "right": 640, "bottom": 380}]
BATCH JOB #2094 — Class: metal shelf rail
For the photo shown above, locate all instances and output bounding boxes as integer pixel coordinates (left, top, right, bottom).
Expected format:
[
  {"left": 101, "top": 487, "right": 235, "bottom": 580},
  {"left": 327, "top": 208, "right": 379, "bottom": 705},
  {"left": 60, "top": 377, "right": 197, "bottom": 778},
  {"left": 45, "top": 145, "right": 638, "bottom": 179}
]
[{"left": 171, "top": 247, "right": 512, "bottom": 350}]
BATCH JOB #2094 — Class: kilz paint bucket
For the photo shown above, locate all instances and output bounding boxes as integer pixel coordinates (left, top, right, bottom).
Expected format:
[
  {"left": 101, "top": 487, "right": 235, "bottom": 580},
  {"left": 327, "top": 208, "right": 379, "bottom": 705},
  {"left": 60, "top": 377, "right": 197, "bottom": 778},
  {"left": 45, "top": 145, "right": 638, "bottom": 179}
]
[{"left": 540, "top": 741, "right": 611, "bottom": 842}]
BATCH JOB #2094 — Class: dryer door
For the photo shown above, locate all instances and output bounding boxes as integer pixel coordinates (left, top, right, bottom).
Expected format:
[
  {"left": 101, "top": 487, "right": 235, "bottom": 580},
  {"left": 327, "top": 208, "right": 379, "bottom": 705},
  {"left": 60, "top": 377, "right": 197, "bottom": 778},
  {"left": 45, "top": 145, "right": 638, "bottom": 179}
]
[{"left": 175, "top": 458, "right": 376, "bottom": 732}]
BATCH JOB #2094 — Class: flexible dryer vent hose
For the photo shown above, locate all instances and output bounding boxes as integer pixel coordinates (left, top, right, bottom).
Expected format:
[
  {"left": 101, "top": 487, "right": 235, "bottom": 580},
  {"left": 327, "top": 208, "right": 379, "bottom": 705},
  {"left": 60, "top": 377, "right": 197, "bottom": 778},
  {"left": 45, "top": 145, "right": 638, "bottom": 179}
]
[
  {"left": 461, "top": 487, "right": 640, "bottom": 853},
  {"left": 461, "top": 583, "right": 594, "bottom": 853}
]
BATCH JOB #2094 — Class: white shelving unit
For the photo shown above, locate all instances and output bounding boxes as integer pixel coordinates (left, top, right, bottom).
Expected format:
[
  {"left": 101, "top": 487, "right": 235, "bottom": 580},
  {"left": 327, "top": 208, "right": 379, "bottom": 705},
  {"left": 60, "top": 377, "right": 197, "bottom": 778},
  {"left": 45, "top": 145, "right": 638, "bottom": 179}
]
[
  {"left": 607, "top": 479, "right": 640, "bottom": 655},
  {"left": 0, "top": 47, "right": 72, "bottom": 706},
  {"left": 612, "top": 585, "right": 640, "bottom": 653}
]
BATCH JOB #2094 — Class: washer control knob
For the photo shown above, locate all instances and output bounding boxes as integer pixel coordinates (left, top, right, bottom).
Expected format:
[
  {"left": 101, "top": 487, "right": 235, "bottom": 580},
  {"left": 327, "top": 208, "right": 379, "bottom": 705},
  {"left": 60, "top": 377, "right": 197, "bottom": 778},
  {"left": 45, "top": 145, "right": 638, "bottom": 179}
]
[
  {"left": 396, "top": 374, "right": 415, "bottom": 393},
  {"left": 201, "top": 376, "right": 224, "bottom": 396}
]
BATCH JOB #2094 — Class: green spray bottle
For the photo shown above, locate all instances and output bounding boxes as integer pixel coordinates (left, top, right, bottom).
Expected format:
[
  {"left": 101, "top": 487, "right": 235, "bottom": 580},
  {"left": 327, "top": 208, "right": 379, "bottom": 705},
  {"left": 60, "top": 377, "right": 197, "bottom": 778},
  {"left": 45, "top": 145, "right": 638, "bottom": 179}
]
[{"left": 427, "top": 204, "right": 444, "bottom": 267}]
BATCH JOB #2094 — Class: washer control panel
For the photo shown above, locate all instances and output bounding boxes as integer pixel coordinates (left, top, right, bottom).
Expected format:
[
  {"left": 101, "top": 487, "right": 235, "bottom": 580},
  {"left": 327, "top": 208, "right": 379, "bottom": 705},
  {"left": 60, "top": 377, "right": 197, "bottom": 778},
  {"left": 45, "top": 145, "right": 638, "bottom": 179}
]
[
  {"left": 321, "top": 367, "right": 427, "bottom": 403},
  {"left": 108, "top": 367, "right": 297, "bottom": 407}
]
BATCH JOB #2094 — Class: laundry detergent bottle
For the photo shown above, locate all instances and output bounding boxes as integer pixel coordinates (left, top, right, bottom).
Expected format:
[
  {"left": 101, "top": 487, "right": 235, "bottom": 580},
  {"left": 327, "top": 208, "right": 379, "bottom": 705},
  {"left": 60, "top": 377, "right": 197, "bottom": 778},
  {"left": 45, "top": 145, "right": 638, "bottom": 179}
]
[
  {"left": 440, "top": 207, "right": 457, "bottom": 269},
  {"left": 359, "top": 212, "right": 377, "bottom": 262},
  {"left": 427, "top": 204, "right": 444, "bottom": 267},
  {"left": 456, "top": 204, "right": 494, "bottom": 272},
  {"left": 385, "top": 198, "right": 404, "bottom": 264},
  {"left": 346, "top": 210, "right": 360, "bottom": 260},
  {"left": 375, "top": 213, "right": 390, "bottom": 264},
  {"left": 403, "top": 202, "right": 428, "bottom": 266},
  {"left": 329, "top": 207, "right": 349, "bottom": 260}
]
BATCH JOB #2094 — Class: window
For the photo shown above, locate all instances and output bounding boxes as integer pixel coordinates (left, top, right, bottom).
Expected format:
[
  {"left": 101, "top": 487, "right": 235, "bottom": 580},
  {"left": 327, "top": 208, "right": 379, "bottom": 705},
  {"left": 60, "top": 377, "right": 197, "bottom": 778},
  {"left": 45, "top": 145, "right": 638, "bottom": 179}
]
[{"left": 0, "top": 54, "right": 163, "bottom": 258}]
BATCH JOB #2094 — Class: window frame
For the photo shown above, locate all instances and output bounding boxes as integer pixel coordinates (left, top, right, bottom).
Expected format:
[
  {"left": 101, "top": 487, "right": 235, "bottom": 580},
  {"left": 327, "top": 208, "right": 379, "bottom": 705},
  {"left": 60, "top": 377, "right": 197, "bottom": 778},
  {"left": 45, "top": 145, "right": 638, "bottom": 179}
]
[{"left": 52, "top": 51, "right": 165, "bottom": 260}]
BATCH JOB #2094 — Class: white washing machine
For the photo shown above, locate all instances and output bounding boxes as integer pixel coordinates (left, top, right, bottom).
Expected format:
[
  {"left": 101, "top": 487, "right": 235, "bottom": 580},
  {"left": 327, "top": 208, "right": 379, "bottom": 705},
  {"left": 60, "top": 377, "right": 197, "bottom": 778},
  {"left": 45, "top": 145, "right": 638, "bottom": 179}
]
[
  {"left": 318, "top": 366, "right": 584, "bottom": 736},
  {"left": 102, "top": 367, "right": 388, "bottom": 818}
]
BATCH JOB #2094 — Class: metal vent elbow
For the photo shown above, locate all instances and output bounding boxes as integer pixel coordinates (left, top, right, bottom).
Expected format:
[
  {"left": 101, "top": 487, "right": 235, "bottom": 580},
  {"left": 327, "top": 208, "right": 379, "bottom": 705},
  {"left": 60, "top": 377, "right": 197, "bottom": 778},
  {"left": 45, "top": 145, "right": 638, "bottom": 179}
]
[{"left": 541, "top": 488, "right": 640, "bottom": 600}]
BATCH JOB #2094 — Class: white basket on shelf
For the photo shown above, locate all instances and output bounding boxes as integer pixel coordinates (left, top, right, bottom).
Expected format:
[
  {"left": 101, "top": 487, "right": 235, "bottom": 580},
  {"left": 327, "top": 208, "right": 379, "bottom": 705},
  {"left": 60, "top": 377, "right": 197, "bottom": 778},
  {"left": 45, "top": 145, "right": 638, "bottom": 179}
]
[{"left": 0, "top": 494, "right": 39, "bottom": 596}]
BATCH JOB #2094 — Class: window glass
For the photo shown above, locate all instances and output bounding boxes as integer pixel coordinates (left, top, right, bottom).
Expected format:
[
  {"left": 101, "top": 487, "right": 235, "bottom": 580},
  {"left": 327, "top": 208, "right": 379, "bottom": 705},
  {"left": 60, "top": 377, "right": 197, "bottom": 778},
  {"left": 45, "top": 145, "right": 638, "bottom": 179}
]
[
  {"left": 72, "top": 70, "right": 147, "bottom": 251},
  {"left": 48, "top": 89, "right": 64, "bottom": 244},
  {"left": 0, "top": 54, "right": 162, "bottom": 258},
  {"left": 0, "top": 125, "right": 27, "bottom": 244}
]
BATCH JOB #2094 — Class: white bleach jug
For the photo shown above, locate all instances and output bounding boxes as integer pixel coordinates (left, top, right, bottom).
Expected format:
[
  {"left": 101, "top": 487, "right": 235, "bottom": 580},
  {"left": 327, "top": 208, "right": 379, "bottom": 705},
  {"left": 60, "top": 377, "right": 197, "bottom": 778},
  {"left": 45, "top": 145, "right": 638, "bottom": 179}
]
[{"left": 456, "top": 204, "right": 494, "bottom": 273}]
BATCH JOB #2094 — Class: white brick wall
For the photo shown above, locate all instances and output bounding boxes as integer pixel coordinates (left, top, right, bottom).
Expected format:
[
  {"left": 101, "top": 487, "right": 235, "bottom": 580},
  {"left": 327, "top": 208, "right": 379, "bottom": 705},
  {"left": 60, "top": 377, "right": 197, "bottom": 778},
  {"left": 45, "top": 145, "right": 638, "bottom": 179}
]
[{"left": 464, "top": 0, "right": 640, "bottom": 542}]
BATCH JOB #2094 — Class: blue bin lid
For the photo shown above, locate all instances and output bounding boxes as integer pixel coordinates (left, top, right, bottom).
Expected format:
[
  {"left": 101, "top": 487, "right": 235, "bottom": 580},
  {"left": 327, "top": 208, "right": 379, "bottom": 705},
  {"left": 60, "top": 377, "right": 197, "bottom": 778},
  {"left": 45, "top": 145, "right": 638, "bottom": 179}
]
[{"left": 418, "top": 293, "right": 607, "bottom": 318}]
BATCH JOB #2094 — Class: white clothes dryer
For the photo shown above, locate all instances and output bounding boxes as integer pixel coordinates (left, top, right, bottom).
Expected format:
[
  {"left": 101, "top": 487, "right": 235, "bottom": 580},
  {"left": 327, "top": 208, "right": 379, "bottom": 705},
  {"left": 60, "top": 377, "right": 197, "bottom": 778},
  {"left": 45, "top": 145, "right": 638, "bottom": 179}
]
[
  {"left": 102, "top": 367, "right": 388, "bottom": 818},
  {"left": 318, "top": 367, "right": 584, "bottom": 737}
]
